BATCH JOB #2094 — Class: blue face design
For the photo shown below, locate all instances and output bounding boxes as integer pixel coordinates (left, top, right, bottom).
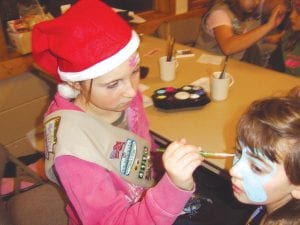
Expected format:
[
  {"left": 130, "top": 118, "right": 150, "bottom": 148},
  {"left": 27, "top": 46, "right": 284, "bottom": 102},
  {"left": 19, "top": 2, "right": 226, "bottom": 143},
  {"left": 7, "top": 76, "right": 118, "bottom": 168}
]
[{"left": 232, "top": 143, "right": 277, "bottom": 203}]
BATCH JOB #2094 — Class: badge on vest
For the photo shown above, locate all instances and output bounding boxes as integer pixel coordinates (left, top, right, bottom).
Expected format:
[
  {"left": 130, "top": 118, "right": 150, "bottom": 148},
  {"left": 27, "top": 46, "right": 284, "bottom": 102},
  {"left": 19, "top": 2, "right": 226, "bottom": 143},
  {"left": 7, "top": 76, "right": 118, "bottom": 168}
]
[
  {"left": 110, "top": 139, "right": 152, "bottom": 181},
  {"left": 44, "top": 116, "right": 61, "bottom": 159}
]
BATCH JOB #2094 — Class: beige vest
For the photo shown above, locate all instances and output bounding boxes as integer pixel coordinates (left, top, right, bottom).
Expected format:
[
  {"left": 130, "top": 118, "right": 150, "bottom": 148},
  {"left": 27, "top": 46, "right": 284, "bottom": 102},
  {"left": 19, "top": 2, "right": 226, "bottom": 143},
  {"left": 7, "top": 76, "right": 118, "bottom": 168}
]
[{"left": 44, "top": 110, "right": 155, "bottom": 188}]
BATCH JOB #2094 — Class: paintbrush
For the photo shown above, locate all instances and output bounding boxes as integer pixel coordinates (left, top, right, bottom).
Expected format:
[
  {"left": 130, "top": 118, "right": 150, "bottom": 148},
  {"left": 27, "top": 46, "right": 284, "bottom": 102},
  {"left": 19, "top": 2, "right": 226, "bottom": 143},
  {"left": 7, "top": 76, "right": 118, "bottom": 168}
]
[
  {"left": 218, "top": 55, "right": 229, "bottom": 79},
  {"left": 166, "top": 36, "right": 175, "bottom": 62},
  {"left": 156, "top": 147, "right": 235, "bottom": 158}
]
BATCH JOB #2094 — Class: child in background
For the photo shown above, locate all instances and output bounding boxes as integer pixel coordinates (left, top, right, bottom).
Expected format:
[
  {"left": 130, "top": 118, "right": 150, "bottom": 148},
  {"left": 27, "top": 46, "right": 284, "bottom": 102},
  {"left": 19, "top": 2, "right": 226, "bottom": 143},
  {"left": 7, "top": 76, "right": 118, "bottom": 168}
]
[
  {"left": 230, "top": 86, "right": 300, "bottom": 224},
  {"left": 32, "top": 0, "right": 204, "bottom": 224},
  {"left": 254, "top": 0, "right": 288, "bottom": 67},
  {"left": 195, "top": 0, "right": 286, "bottom": 66},
  {"left": 280, "top": 0, "right": 300, "bottom": 76}
]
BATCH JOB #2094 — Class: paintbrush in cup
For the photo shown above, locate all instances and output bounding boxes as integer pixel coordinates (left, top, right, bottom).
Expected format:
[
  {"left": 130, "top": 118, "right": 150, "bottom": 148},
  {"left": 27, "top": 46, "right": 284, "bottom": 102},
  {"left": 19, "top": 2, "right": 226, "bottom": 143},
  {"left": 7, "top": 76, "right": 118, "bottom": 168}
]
[
  {"left": 156, "top": 147, "right": 235, "bottom": 158},
  {"left": 166, "top": 36, "right": 175, "bottom": 62},
  {"left": 218, "top": 55, "right": 229, "bottom": 79}
]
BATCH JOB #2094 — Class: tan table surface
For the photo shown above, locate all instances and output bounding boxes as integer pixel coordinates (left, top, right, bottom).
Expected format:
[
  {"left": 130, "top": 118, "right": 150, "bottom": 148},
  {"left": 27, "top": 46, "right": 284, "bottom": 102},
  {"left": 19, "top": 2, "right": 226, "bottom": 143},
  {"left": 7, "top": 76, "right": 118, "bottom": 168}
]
[{"left": 139, "top": 35, "right": 300, "bottom": 173}]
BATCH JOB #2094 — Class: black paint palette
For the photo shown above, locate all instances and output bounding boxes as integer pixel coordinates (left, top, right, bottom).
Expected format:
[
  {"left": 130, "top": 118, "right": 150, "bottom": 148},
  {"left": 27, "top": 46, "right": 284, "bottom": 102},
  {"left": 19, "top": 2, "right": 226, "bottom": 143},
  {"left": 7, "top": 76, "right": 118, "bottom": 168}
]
[{"left": 151, "top": 85, "right": 210, "bottom": 110}]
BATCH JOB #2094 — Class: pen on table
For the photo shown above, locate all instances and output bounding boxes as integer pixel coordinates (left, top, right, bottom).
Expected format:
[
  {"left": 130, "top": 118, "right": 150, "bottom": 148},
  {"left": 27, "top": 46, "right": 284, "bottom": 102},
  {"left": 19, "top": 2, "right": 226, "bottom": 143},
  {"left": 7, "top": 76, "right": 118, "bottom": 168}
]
[{"left": 156, "top": 147, "right": 235, "bottom": 158}]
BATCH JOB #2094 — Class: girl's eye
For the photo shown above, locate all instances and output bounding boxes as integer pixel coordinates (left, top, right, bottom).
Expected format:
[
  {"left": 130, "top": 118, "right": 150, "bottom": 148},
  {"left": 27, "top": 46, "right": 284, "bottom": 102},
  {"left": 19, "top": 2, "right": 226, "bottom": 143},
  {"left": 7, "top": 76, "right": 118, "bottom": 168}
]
[
  {"left": 107, "top": 80, "right": 119, "bottom": 89},
  {"left": 132, "top": 68, "right": 140, "bottom": 76}
]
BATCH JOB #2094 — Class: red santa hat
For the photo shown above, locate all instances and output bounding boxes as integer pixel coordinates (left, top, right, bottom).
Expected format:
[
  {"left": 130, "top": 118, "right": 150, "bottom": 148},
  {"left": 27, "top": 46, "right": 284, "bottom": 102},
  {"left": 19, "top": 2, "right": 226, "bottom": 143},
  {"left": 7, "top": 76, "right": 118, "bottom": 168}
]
[{"left": 32, "top": 0, "right": 140, "bottom": 98}]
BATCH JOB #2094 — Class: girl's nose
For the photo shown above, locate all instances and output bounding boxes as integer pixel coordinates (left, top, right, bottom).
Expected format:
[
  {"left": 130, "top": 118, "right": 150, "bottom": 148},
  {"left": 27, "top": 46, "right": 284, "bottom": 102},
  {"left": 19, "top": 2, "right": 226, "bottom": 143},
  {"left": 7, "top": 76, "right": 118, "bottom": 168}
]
[{"left": 124, "top": 80, "right": 137, "bottom": 98}]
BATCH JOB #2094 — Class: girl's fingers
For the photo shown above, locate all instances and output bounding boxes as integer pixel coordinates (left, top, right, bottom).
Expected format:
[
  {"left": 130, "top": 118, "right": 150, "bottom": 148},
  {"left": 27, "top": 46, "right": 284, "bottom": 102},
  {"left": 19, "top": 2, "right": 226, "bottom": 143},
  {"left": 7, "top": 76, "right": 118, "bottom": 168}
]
[
  {"left": 163, "top": 144, "right": 200, "bottom": 165},
  {"left": 163, "top": 139, "right": 186, "bottom": 157},
  {"left": 172, "top": 151, "right": 204, "bottom": 170}
]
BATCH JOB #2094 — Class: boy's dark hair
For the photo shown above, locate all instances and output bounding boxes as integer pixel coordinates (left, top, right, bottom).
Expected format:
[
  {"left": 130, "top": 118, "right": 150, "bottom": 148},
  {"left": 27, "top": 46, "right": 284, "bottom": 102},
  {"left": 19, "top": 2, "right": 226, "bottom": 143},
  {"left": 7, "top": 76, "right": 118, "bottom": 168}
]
[{"left": 236, "top": 86, "right": 300, "bottom": 185}]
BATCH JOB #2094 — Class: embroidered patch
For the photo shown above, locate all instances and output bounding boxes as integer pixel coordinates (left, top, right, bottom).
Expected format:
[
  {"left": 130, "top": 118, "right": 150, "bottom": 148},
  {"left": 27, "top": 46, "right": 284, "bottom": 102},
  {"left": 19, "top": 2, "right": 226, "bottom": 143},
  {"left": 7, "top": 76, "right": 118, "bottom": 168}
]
[
  {"left": 44, "top": 117, "right": 61, "bottom": 159},
  {"left": 110, "top": 141, "right": 126, "bottom": 159},
  {"left": 138, "top": 146, "right": 152, "bottom": 180},
  {"left": 120, "top": 139, "right": 137, "bottom": 176}
]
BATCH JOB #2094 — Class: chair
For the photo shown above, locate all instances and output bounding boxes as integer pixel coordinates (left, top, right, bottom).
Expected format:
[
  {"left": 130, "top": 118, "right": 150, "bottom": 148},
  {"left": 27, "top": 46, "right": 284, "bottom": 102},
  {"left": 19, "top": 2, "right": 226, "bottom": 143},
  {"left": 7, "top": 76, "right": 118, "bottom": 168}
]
[
  {"left": 154, "top": 16, "right": 202, "bottom": 46},
  {"left": 0, "top": 143, "right": 69, "bottom": 225}
]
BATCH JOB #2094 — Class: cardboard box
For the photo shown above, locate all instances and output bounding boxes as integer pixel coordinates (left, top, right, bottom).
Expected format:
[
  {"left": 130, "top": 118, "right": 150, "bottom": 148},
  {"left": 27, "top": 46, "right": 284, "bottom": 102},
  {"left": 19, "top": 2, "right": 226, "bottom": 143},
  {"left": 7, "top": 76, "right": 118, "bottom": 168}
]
[{"left": 8, "top": 31, "right": 32, "bottom": 55}]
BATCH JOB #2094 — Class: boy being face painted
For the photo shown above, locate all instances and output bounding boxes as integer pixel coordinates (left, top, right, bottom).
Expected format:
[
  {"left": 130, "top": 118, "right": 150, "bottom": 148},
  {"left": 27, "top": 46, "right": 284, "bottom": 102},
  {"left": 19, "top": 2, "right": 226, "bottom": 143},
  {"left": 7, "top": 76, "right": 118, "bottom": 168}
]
[{"left": 230, "top": 142, "right": 294, "bottom": 206}]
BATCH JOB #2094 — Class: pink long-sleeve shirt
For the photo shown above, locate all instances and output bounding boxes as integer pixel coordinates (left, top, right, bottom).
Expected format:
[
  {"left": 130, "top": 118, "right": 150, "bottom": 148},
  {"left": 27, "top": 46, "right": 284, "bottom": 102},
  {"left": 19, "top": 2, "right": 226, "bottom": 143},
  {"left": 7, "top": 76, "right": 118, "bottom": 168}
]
[{"left": 45, "top": 92, "right": 193, "bottom": 225}]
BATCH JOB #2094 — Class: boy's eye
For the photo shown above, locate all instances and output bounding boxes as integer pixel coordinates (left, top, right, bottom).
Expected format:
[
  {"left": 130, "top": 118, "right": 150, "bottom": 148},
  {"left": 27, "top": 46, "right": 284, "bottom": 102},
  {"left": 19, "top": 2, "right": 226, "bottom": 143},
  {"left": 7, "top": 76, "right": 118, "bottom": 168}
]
[
  {"left": 250, "top": 163, "right": 264, "bottom": 174},
  {"left": 249, "top": 159, "right": 273, "bottom": 176},
  {"left": 235, "top": 148, "right": 242, "bottom": 159}
]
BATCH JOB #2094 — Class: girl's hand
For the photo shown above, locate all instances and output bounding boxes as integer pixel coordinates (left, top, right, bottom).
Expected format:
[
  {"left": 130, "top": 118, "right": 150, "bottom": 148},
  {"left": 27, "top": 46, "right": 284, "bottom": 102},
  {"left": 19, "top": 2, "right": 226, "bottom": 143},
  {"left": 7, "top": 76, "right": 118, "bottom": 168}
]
[
  {"left": 264, "top": 30, "right": 285, "bottom": 44},
  {"left": 162, "top": 139, "right": 204, "bottom": 191},
  {"left": 268, "top": 4, "right": 287, "bottom": 28}
]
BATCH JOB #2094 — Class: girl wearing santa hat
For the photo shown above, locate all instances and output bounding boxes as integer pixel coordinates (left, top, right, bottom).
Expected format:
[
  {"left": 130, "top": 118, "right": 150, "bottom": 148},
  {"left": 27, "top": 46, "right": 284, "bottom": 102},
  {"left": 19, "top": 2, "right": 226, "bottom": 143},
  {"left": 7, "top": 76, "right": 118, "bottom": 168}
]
[{"left": 32, "top": 0, "right": 203, "bottom": 224}]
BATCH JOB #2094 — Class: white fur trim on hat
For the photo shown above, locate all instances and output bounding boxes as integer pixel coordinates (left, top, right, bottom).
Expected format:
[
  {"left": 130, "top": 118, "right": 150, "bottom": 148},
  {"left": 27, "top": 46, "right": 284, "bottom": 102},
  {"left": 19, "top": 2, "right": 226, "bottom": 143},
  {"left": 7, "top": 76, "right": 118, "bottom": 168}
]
[
  {"left": 58, "top": 31, "right": 140, "bottom": 82},
  {"left": 57, "top": 83, "right": 80, "bottom": 99}
]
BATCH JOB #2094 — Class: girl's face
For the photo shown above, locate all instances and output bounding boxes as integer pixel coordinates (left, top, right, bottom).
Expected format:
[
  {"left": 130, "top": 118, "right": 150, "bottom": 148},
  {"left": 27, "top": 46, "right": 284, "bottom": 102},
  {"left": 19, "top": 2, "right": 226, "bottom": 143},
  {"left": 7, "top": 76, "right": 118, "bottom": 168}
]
[
  {"left": 290, "top": 0, "right": 300, "bottom": 31},
  {"left": 79, "top": 52, "right": 140, "bottom": 112},
  {"left": 239, "top": 0, "right": 259, "bottom": 13},
  {"left": 229, "top": 144, "right": 293, "bottom": 211}
]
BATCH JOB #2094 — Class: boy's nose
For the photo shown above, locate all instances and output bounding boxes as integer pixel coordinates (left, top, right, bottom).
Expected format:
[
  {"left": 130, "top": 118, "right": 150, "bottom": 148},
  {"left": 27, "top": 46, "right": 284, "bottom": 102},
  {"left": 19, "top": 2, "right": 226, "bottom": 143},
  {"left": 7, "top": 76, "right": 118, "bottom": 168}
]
[{"left": 229, "top": 160, "right": 243, "bottom": 179}]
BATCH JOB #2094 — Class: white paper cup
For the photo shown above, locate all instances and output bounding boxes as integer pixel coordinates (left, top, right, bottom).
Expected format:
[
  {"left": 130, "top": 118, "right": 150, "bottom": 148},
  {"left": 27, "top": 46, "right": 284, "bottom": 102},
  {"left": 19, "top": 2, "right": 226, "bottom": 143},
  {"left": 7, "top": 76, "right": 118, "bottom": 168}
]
[
  {"left": 210, "top": 71, "right": 234, "bottom": 101},
  {"left": 159, "top": 56, "right": 178, "bottom": 82}
]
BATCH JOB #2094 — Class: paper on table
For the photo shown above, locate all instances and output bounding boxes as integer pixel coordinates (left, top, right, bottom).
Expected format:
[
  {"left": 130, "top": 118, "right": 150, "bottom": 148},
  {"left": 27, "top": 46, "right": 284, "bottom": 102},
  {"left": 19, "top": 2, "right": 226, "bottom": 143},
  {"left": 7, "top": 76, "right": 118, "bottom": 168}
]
[
  {"left": 128, "top": 11, "right": 146, "bottom": 24},
  {"left": 197, "top": 54, "right": 223, "bottom": 65},
  {"left": 143, "top": 48, "right": 162, "bottom": 57},
  {"left": 190, "top": 77, "right": 210, "bottom": 93},
  {"left": 139, "top": 83, "right": 150, "bottom": 92},
  {"left": 138, "top": 83, "right": 153, "bottom": 108},
  {"left": 142, "top": 95, "right": 153, "bottom": 108}
]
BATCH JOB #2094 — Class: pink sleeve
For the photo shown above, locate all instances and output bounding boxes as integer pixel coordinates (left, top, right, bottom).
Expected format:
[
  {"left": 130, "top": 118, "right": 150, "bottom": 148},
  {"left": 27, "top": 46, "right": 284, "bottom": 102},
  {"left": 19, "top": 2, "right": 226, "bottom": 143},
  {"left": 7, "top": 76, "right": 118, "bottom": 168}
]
[
  {"left": 206, "top": 9, "right": 232, "bottom": 32},
  {"left": 55, "top": 155, "right": 193, "bottom": 225}
]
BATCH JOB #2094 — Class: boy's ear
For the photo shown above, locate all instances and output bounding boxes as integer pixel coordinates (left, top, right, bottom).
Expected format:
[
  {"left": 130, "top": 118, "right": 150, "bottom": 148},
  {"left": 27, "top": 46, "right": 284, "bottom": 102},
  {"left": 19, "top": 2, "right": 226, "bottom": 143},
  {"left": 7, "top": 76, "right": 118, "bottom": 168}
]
[{"left": 291, "top": 184, "right": 300, "bottom": 199}]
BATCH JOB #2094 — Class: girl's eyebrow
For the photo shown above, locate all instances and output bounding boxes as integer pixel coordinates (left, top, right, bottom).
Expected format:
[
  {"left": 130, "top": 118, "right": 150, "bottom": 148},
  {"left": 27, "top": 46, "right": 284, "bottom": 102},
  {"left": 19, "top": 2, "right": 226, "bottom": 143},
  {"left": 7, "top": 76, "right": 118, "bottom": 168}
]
[
  {"left": 97, "top": 66, "right": 140, "bottom": 86},
  {"left": 94, "top": 78, "right": 120, "bottom": 87}
]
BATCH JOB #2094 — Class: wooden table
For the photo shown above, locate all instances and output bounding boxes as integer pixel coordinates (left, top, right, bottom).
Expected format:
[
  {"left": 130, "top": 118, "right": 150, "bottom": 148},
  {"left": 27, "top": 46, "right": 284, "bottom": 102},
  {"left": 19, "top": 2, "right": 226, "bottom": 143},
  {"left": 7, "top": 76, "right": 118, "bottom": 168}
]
[{"left": 139, "top": 35, "right": 299, "bottom": 174}]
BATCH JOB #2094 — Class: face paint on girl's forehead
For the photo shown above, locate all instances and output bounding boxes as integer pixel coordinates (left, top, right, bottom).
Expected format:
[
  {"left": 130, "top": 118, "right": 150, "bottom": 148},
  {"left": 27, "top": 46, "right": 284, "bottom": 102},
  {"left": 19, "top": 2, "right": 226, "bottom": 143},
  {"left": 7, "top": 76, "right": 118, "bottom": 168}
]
[
  {"left": 129, "top": 54, "right": 140, "bottom": 68},
  {"left": 232, "top": 144, "right": 277, "bottom": 203}
]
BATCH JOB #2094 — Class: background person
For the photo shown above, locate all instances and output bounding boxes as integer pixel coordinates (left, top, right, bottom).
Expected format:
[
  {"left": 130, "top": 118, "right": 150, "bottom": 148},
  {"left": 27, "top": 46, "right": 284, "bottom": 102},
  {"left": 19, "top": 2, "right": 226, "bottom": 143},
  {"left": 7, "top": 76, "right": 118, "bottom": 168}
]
[{"left": 195, "top": 0, "right": 286, "bottom": 66}]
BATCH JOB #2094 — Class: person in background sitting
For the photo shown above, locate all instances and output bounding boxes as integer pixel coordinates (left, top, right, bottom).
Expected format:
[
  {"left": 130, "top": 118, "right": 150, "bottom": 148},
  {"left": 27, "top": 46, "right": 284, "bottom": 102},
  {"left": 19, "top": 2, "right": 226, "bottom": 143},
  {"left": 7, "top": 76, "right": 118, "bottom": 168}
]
[
  {"left": 230, "top": 86, "right": 300, "bottom": 225},
  {"left": 280, "top": 0, "right": 300, "bottom": 76},
  {"left": 195, "top": 0, "right": 286, "bottom": 66},
  {"left": 32, "top": 0, "right": 204, "bottom": 224},
  {"left": 254, "top": 0, "right": 288, "bottom": 67}
]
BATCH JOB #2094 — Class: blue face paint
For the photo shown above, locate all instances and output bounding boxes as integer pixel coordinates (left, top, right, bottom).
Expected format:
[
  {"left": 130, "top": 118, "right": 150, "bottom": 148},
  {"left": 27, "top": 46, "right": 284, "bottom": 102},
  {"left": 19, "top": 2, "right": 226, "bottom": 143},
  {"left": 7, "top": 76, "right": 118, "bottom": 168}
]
[{"left": 232, "top": 144, "right": 277, "bottom": 203}]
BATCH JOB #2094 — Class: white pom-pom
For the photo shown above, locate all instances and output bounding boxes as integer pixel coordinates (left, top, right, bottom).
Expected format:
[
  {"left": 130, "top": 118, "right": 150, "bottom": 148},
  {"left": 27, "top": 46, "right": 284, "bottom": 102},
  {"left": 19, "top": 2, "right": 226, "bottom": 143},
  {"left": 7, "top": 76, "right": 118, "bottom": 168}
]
[{"left": 57, "top": 83, "right": 80, "bottom": 99}]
